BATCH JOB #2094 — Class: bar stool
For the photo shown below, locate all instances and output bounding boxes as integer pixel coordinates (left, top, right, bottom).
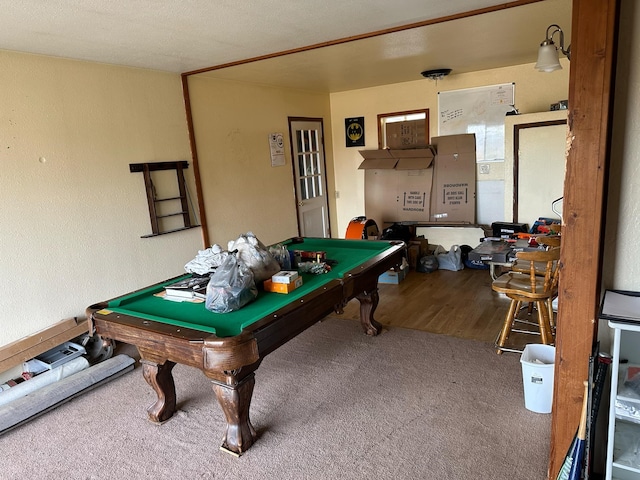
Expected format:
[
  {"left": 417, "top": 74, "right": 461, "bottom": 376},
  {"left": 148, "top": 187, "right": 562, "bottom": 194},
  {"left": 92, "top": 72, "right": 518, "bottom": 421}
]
[{"left": 491, "top": 248, "right": 560, "bottom": 354}]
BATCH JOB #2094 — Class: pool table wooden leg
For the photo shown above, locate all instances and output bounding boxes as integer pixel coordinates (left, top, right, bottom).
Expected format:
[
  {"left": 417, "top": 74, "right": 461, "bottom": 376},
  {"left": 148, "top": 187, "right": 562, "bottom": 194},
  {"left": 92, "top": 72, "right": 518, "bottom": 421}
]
[
  {"left": 356, "top": 288, "right": 382, "bottom": 336},
  {"left": 141, "top": 359, "right": 177, "bottom": 423},
  {"left": 211, "top": 373, "right": 257, "bottom": 455}
]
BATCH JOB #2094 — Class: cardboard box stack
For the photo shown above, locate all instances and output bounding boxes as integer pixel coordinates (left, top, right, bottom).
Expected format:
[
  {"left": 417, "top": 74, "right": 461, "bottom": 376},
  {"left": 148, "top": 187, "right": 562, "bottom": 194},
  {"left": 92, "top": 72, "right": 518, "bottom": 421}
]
[
  {"left": 264, "top": 271, "right": 303, "bottom": 294},
  {"left": 358, "top": 133, "right": 477, "bottom": 226}
]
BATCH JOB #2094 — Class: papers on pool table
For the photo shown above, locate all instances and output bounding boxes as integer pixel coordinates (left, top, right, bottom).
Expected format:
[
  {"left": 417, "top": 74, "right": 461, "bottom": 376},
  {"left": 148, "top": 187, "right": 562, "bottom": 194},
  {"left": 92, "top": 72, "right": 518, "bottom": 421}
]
[
  {"left": 163, "top": 275, "right": 211, "bottom": 301},
  {"left": 155, "top": 290, "right": 205, "bottom": 303}
]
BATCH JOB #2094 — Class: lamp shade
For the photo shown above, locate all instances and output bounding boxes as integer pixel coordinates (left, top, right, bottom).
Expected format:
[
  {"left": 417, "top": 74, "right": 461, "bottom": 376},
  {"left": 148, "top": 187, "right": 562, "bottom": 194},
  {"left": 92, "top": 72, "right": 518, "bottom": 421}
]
[{"left": 535, "top": 44, "right": 562, "bottom": 72}]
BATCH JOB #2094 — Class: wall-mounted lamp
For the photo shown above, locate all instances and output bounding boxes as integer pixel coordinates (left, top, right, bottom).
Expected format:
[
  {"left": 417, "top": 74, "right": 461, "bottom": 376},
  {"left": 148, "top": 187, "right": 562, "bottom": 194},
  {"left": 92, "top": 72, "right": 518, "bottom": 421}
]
[{"left": 535, "top": 24, "right": 571, "bottom": 72}]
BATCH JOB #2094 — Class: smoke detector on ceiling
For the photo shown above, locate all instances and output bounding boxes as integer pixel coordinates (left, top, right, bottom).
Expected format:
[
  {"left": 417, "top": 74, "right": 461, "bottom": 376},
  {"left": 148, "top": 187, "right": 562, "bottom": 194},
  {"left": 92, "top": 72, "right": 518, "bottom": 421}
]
[{"left": 421, "top": 68, "right": 452, "bottom": 80}]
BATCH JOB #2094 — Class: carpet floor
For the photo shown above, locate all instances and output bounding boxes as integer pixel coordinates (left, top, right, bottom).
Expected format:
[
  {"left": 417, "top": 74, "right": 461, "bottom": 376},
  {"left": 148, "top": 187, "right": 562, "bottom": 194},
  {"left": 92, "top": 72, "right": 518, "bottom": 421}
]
[{"left": 0, "top": 317, "right": 550, "bottom": 480}]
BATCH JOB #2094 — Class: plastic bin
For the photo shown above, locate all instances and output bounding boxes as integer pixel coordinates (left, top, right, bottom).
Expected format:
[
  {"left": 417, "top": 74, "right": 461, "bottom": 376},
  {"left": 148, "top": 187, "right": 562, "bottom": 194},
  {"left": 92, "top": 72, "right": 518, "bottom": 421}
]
[{"left": 520, "top": 344, "right": 556, "bottom": 413}]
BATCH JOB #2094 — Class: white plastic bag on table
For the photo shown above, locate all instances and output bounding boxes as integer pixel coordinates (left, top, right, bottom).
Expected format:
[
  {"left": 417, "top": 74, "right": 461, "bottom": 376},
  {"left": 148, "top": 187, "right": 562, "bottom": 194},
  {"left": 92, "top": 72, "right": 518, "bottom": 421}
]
[
  {"left": 205, "top": 252, "right": 258, "bottom": 313},
  {"left": 184, "top": 244, "right": 228, "bottom": 275},
  {"left": 228, "top": 232, "right": 280, "bottom": 282},
  {"left": 436, "top": 245, "right": 464, "bottom": 271}
]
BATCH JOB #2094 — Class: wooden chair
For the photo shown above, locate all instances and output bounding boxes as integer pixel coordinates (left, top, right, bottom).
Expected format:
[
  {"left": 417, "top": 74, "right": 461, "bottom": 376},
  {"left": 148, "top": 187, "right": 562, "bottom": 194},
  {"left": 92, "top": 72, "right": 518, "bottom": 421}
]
[
  {"left": 511, "top": 234, "right": 561, "bottom": 274},
  {"left": 492, "top": 248, "right": 560, "bottom": 354},
  {"left": 537, "top": 234, "right": 561, "bottom": 248},
  {"left": 511, "top": 235, "right": 561, "bottom": 323}
]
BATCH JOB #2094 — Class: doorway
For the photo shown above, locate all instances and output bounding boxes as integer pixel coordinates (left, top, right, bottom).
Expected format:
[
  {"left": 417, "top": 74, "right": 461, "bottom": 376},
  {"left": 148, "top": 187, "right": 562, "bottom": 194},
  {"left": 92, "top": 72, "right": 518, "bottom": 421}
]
[
  {"left": 288, "top": 118, "right": 330, "bottom": 238},
  {"left": 512, "top": 118, "right": 567, "bottom": 224}
]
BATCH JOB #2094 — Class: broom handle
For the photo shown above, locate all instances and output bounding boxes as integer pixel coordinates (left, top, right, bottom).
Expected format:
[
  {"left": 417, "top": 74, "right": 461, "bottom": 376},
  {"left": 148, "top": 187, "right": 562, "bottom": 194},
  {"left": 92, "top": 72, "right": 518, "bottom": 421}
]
[{"left": 577, "top": 380, "right": 589, "bottom": 441}]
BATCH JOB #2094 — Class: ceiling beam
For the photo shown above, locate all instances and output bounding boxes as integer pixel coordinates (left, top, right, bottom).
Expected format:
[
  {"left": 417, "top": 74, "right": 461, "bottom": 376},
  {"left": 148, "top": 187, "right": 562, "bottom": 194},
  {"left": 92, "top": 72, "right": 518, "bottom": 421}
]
[{"left": 182, "top": 0, "right": 545, "bottom": 77}]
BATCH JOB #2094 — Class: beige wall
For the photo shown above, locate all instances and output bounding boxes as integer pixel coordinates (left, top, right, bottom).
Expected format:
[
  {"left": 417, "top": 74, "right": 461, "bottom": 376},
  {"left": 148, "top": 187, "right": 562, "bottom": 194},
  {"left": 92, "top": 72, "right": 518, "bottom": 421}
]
[
  {"left": 329, "top": 60, "right": 570, "bottom": 236},
  {"left": 186, "top": 75, "right": 336, "bottom": 246},
  {"left": 0, "top": 50, "right": 202, "bottom": 349},
  {"left": 604, "top": 0, "right": 640, "bottom": 291}
]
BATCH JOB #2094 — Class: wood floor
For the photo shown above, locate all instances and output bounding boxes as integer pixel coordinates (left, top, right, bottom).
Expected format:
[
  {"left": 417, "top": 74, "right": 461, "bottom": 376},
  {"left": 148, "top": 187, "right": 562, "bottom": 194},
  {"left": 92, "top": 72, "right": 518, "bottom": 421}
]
[{"left": 339, "top": 266, "right": 542, "bottom": 350}]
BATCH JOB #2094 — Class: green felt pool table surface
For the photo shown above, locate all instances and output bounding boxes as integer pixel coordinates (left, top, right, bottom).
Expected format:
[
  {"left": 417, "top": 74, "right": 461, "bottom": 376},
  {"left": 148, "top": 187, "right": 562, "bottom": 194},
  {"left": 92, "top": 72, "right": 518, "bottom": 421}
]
[{"left": 102, "top": 238, "right": 395, "bottom": 337}]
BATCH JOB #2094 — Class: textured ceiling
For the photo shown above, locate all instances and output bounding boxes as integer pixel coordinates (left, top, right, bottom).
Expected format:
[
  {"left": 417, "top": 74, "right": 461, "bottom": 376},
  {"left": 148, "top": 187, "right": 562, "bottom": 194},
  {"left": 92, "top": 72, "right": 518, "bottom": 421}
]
[{"left": 0, "top": 0, "right": 571, "bottom": 91}]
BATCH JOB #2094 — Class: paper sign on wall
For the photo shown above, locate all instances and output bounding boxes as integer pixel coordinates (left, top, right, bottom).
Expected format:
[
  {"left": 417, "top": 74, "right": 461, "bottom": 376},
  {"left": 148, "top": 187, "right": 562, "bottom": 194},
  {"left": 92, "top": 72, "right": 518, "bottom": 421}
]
[{"left": 269, "top": 132, "right": 285, "bottom": 166}]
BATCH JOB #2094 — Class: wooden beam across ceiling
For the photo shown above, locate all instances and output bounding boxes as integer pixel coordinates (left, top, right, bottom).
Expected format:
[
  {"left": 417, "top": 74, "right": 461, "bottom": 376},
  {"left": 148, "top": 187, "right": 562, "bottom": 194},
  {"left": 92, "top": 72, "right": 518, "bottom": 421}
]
[{"left": 182, "top": 0, "right": 546, "bottom": 77}]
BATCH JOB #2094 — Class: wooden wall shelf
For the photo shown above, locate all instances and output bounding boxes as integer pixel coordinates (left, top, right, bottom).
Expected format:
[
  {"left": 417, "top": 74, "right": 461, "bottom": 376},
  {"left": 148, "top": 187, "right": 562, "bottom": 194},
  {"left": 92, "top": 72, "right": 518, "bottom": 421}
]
[{"left": 130, "top": 161, "right": 199, "bottom": 237}]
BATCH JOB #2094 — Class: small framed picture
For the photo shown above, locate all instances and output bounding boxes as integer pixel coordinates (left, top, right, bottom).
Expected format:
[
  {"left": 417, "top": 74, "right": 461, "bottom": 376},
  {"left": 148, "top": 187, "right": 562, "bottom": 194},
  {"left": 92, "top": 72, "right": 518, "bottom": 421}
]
[{"left": 345, "top": 117, "right": 365, "bottom": 147}]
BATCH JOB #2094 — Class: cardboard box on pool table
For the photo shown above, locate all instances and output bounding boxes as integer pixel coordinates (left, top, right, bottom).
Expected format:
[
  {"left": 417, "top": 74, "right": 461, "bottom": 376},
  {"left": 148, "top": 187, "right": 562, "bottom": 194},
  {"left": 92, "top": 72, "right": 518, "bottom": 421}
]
[{"left": 264, "top": 276, "right": 303, "bottom": 293}]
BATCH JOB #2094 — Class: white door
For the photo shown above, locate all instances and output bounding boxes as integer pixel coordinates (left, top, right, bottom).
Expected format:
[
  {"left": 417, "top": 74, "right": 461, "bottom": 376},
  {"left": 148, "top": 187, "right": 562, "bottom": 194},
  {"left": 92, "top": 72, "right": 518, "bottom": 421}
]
[{"left": 289, "top": 119, "right": 330, "bottom": 238}]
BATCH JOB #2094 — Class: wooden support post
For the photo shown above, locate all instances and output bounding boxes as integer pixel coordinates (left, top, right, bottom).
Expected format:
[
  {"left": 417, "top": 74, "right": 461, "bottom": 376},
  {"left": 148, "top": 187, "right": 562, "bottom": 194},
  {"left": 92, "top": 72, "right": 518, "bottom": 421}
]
[{"left": 548, "top": 0, "right": 619, "bottom": 478}]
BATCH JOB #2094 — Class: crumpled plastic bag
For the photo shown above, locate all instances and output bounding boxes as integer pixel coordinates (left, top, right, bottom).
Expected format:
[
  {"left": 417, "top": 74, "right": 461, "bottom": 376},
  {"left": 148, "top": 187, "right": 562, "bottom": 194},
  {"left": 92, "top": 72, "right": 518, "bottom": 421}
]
[
  {"left": 436, "top": 245, "right": 464, "bottom": 271},
  {"left": 205, "top": 253, "right": 257, "bottom": 313},
  {"left": 417, "top": 255, "right": 439, "bottom": 273},
  {"left": 184, "top": 244, "right": 228, "bottom": 275},
  {"left": 228, "top": 232, "right": 280, "bottom": 283}
]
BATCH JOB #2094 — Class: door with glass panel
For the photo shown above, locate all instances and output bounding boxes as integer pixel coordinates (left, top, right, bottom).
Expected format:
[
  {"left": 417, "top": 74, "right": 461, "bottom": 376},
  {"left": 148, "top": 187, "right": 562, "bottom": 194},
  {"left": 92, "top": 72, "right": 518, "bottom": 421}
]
[{"left": 289, "top": 118, "right": 330, "bottom": 238}]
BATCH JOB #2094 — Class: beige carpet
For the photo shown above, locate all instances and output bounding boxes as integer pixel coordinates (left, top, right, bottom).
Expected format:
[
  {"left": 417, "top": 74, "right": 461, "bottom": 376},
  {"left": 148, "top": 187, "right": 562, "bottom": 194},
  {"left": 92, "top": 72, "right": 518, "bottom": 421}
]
[{"left": 0, "top": 317, "right": 550, "bottom": 479}]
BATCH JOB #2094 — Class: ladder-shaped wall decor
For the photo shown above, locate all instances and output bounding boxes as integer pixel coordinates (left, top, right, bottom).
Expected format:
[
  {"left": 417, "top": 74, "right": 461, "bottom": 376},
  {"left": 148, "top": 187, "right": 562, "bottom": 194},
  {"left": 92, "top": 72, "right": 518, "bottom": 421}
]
[{"left": 129, "top": 161, "right": 199, "bottom": 237}]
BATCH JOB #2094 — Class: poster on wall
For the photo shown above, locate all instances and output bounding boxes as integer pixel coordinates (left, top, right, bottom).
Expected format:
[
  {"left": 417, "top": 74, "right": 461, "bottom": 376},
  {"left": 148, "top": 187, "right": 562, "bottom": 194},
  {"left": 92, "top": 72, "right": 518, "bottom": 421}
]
[
  {"left": 345, "top": 117, "right": 365, "bottom": 147},
  {"left": 437, "top": 83, "right": 515, "bottom": 162}
]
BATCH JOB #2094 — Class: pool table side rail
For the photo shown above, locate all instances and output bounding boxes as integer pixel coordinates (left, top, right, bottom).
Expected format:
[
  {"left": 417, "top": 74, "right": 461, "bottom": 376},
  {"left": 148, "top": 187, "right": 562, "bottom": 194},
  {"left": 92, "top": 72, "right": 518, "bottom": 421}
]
[
  {"left": 339, "top": 241, "right": 406, "bottom": 297},
  {"left": 339, "top": 240, "right": 405, "bottom": 277},
  {"left": 86, "top": 279, "right": 347, "bottom": 372},
  {"left": 87, "top": 302, "right": 205, "bottom": 339},
  {"left": 248, "top": 281, "right": 346, "bottom": 358},
  {"left": 87, "top": 304, "right": 260, "bottom": 373}
]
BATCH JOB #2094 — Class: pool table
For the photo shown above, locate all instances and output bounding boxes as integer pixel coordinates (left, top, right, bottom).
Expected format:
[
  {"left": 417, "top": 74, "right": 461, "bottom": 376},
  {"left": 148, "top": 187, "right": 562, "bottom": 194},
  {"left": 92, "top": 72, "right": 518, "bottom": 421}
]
[{"left": 86, "top": 237, "right": 404, "bottom": 455}]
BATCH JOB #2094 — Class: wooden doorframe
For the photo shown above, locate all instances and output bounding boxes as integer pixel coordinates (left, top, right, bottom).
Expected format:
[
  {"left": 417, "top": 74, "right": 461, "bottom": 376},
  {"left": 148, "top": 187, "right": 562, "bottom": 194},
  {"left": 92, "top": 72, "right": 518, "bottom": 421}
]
[
  {"left": 549, "top": 0, "right": 619, "bottom": 478},
  {"left": 512, "top": 119, "right": 567, "bottom": 223},
  {"left": 287, "top": 116, "right": 332, "bottom": 237}
]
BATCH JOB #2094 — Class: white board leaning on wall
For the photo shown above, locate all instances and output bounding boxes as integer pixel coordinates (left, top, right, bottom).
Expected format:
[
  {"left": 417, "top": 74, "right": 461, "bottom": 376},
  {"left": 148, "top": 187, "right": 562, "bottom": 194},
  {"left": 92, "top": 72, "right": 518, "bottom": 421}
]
[{"left": 438, "top": 83, "right": 515, "bottom": 224}]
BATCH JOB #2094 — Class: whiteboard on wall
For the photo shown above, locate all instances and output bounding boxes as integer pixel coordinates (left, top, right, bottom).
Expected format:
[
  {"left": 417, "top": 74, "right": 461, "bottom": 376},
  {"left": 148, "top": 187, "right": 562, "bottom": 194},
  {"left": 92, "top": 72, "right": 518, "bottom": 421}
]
[
  {"left": 438, "top": 83, "right": 515, "bottom": 162},
  {"left": 438, "top": 83, "right": 514, "bottom": 224}
]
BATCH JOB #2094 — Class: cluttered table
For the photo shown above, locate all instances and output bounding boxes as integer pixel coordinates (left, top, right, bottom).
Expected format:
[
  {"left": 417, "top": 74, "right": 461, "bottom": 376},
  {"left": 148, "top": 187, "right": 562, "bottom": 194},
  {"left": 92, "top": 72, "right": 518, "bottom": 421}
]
[
  {"left": 468, "top": 238, "right": 542, "bottom": 280},
  {"left": 86, "top": 237, "right": 404, "bottom": 455}
]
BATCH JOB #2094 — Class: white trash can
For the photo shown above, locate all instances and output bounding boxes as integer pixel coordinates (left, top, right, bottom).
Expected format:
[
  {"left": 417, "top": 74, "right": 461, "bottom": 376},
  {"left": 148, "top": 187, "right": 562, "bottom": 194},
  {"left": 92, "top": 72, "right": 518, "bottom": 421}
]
[{"left": 520, "top": 344, "right": 556, "bottom": 413}]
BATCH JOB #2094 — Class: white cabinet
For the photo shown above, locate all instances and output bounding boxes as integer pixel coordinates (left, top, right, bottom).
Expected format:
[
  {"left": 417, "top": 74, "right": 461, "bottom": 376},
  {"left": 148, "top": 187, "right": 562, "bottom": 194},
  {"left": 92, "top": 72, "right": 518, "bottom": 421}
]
[{"left": 606, "top": 319, "right": 640, "bottom": 480}]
